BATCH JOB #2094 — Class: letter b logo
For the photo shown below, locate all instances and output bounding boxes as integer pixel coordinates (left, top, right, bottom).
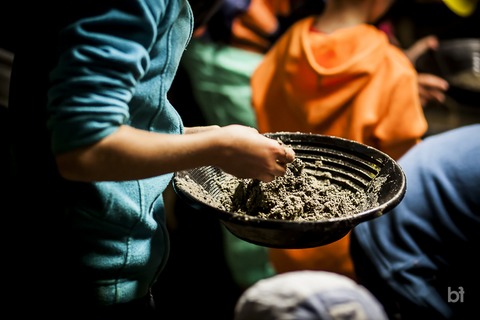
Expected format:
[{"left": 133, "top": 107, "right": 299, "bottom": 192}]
[{"left": 448, "top": 287, "right": 464, "bottom": 303}]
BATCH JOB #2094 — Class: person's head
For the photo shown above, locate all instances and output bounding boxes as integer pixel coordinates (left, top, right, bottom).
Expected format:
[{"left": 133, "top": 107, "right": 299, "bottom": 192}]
[
  {"left": 234, "top": 271, "right": 388, "bottom": 320},
  {"left": 324, "top": 0, "right": 396, "bottom": 24},
  {"left": 367, "top": 0, "right": 396, "bottom": 23}
]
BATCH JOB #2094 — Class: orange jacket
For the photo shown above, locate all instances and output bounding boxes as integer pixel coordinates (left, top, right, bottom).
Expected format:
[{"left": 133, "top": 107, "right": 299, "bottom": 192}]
[
  {"left": 230, "top": 0, "right": 290, "bottom": 53},
  {"left": 252, "top": 17, "right": 428, "bottom": 279},
  {"left": 252, "top": 17, "right": 427, "bottom": 160},
  {"left": 269, "top": 234, "right": 356, "bottom": 279},
  {"left": 200, "top": 0, "right": 324, "bottom": 53}
]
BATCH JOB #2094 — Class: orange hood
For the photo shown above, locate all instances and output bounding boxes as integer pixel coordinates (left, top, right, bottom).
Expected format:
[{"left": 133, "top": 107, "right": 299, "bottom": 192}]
[{"left": 252, "top": 17, "right": 427, "bottom": 159}]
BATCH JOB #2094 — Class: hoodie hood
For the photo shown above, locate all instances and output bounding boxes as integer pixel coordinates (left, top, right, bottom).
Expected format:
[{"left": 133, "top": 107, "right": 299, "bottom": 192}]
[
  {"left": 252, "top": 16, "right": 427, "bottom": 159},
  {"left": 290, "top": 22, "right": 389, "bottom": 114}
]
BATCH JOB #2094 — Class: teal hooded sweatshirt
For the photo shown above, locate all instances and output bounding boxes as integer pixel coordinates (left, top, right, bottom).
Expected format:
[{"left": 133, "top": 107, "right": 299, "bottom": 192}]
[{"left": 8, "top": 0, "right": 193, "bottom": 308}]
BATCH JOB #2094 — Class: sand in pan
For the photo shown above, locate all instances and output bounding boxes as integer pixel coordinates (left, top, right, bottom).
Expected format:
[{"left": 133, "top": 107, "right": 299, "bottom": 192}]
[{"left": 175, "top": 157, "right": 379, "bottom": 222}]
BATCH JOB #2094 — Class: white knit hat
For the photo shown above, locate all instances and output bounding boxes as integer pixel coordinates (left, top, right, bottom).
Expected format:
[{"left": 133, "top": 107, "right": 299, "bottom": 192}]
[{"left": 234, "top": 271, "right": 388, "bottom": 320}]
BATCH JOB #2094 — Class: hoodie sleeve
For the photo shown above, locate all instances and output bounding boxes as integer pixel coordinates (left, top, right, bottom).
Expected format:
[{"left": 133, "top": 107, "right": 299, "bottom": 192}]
[
  {"left": 373, "top": 49, "right": 428, "bottom": 160},
  {"left": 47, "top": 0, "right": 162, "bottom": 154}
]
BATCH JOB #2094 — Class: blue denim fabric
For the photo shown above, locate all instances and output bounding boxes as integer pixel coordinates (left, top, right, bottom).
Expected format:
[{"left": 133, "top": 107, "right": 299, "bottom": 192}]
[{"left": 352, "top": 124, "right": 480, "bottom": 320}]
